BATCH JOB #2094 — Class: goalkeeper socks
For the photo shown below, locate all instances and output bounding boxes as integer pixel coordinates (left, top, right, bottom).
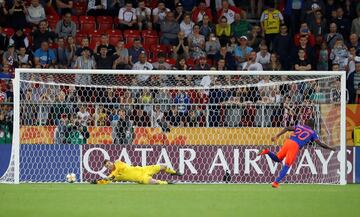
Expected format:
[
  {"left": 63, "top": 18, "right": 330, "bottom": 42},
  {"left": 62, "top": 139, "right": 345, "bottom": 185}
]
[
  {"left": 165, "top": 168, "right": 176, "bottom": 175},
  {"left": 156, "top": 180, "right": 168, "bottom": 185},
  {"left": 275, "top": 165, "right": 290, "bottom": 183},
  {"left": 267, "top": 152, "right": 281, "bottom": 162}
]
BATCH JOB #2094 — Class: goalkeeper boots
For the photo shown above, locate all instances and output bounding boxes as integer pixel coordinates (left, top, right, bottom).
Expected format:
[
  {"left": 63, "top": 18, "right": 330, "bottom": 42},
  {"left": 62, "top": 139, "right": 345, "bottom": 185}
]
[
  {"left": 271, "top": 182, "right": 279, "bottom": 188},
  {"left": 259, "top": 149, "right": 270, "bottom": 156},
  {"left": 171, "top": 171, "right": 183, "bottom": 176}
]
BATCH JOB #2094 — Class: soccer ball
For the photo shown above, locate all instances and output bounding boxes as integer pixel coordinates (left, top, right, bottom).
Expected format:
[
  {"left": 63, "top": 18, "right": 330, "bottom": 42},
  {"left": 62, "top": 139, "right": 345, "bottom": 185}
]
[{"left": 66, "top": 173, "right": 76, "bottom": 183}]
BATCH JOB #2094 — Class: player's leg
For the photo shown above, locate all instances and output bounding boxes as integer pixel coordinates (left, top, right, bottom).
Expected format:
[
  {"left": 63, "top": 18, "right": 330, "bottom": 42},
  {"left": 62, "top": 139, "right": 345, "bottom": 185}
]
[
  {"left": 259, "top": 142, "right": 288, "bottom": 163},
  {"left": 159, "top": 165, "right": 182, "bottom": 175},
  {"left": 272, "top": 141, "right": 299, "bottom": 188}
]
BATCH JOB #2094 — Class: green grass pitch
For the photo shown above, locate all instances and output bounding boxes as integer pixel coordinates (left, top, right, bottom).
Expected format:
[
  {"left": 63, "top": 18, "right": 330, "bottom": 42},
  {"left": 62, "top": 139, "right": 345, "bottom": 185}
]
[{"left": 1, "top": 184, "right": 360, "bottom": 217}]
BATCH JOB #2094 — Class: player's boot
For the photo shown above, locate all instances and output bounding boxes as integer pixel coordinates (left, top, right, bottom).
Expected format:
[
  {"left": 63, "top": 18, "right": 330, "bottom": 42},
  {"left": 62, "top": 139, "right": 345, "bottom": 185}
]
[
  {"left": 258, "top": 149, "right": 270, "bottom": 156},
  {"left": 171, "top": 171, "right": 183, "bottom": 176},
  {"left": 271, "top": 182, "right": 279, "bottom": 188}
]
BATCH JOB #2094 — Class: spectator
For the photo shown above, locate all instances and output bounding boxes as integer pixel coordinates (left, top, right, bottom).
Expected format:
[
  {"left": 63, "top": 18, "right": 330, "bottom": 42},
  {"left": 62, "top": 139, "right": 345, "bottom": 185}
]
[
  {"left": 75, "top": 37, "right": 93, "bottom": 59},
  {"left": 325, "top": 22, "right": 343, "bottom": 49},
  {"left": 256, "top": 44, "right": 271, "bottom": 68},
  {"left": 308, "top": 10, "right": 327, "bottom": 43},
  {"left": 74, "top": 46, "right": 95, "bottom": 69},
  {"left": 9, "top": 0, "right": 28, "bottom": 29},
  {"left": 32, "top": 20, "right": 56, "bottom": 51},
  {"left": 247, "top": 25, "right": 263, "bottom": 51},
  {"left": 301, "top": 0, "right": 326, "bottom": 24},
  {"left": 214, "top": 46, "right": 236, "bottom": 70},
  {"left": 284, "top": 0, "right": 304, "bottom": 34},
  {"left": 132, "top": 108, "right": 151, "bottom": 127},
  {"left": 54, "top": 37, "right": 70, "bottom": 68},
  {"left": 174, "top": 2, "right": 184, "bottom": 23},
  {"left": 214, "top": 0, "right": 235, "bottom": 11},
  {"left": 194, "top": 55, "right": 211, "bottom": 70},
  {"left": 217, "top": 0, "right": 240, "bottom": 25},
  {"left": 347, "top": 60, "right": 360, "bottom": 103},
  {"left": 10, "top": 29, "right": 29, "bottom": 50},
  {"left": 0, "top": 0, "right": 8, "bottom": 27},
  {"left": 172, "top": 31, "right": 189, "bottom": 60},
  {"left": 250, "top": 0, "right": 263, "bottom": 18},
  {"left": 260, "top": 2, "right": 284, "bottom": 50},
  {"left": 346, "top": 46, "right": 356, "bottom": 74},
  {"left": 317, "top": 41, "right": 329, "bottom": 71},
  {"left": 231, "top": 12, "right": 251, "bottom": 39},
  {"left": 226, "top": 36, "right": 237, "bottom": 53},
  {"left": 87, "top": 0, "right": 107, "bottom": 16},
  {"left": 268, "top": 53, "right": 282, "bottom": 71},
  {"left": 115, "top": 109, "right": 131, "bottom": 144},
  {"left": 234, "top": 35, "right": 252, "bottom": 69},
  {"left": 26, "top": 0, "right": 46, "bottom": 26},
  {"left": 179, "top": 0, "right": 197, "bottom": 13},
  {"left": 152, "top": 1, "right": 170, "bottom": 31},
  {"left": 160, "top": 11, "right": 180, "bottom": 46},
  {"left": 152, "top": 52, "right": 171, "bottom": 70},
  {"left": 174, "top": 56, "right": 189, "bottom": 70},
  {"left": 165, "top": 105, "right": 181, "bottom": 127},
  {"left": 65, "top": 35, "right": 76, "bottom": 67},
  {"left": 56, "top": 0, "right": 73, "bottom": 15},
  {"left": 294, "top": 22, "right": 316, "bottom": 47},
  {"left": 348, "top": 33, "right": 360, "bottom": 55},
  {"left": 205, "top": 33, "right": 220, "bottom": 59},
  {"left": 112, "top": 40, "right": 129, "bottom": 69},
  {"left": 293, "top": 35, "right": 315, "bottom": 68},
  {"left": 3, "top": 44, "right": 18, "bottom": 69},
  {"left": 294, "top": 48, "right": 311, "bottom": 71},
  {"left": 198, "top": 14, "right": 215, "bottom": 39},
  {"left": 351, "top": 8, "right": 360, "bottom": 36},
  {"left": 329, "top": 39, "right": 348, "bottom": 71},
  {"left": 215, "top": 16, "right": 231, "bottom": 45},
  {"left": 55, "top": 12, "right": 76, "bottom": 39},
  {"left": 180, "top": 13, "right": 194, "bottom": 38},
  {"left": 77, "top": 106, "right": 91, "bottom": 126},
  {"left": 128, "top": 38, "right": 144, "bottom": 65},
  {"left": 95, "top": 45, "right": 114, "bottom": 69},
  {"left": 118, "top": 2, "right": 137, "bottom": 30},
  {"left": 273, "top": 24, "right": 292, "bottom": 70},
  {"left": 136, "top": 0, "right": 151, "bottom": 30},
  {"left": 174, "top": 89, "right": 190, "bottom": 121},
  {"left": 216, "top": 58, "right": 227, "bottom": 70},
  {"left": 17, "top": 46, "right": 33, "bottom": 67},
  {"left": 335, "top": 7, "right": 351, "bottom": 40},
  {"left": 192, "top": 1, "right": 212, "bottom": 24},
  {"left": 188, "top": 24, "right": 206, "bottom": 59},
  {"left": 132, "top": 52, "right": 153, "bottom": 73},
  {"left": 34, "top": 41, "right": 56, "bottom": 68},
  {"left": 242, "top": 50, "right": 263, "bottom": 71},
  {"left": 95, "top": 34, "right": 116, "bottom": 56}
]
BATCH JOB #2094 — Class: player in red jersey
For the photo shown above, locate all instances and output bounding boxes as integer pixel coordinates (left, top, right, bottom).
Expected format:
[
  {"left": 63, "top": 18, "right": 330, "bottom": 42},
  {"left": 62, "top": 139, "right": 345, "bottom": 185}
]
[{"left": 259, "top": 119, "right": 336, "bottom": 188}]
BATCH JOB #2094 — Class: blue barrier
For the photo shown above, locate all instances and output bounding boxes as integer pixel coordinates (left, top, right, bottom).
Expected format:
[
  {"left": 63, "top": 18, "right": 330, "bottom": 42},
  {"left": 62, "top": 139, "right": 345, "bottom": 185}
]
[{"left": 0, "top": 144, "right": 12, "bottom": 178}]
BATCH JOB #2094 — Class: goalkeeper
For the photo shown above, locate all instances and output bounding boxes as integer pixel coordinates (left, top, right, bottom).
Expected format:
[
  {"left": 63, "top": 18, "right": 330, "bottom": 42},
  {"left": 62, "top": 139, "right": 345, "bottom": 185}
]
[{"left": 100, "top": 160, "right": 182, "bottom": 184}]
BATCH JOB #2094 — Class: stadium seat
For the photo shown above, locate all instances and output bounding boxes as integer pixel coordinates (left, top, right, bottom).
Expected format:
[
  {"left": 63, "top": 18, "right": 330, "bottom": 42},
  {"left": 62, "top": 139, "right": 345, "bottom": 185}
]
[
  {"left": 47, "top": 15, "right": 59, "bottom": 30},
  {"left": 74, "top": 2, "right": 87, "bottom": 16},
  {"left": 143, "top": 35, "right": 159, "bottom": 49},
  {"left": 125, "top": 35, "right": 141, "bottom": 47},
  {"left": 123, "top": 29, "right": 141, "bottom": 38},
  {"left": 141, "top": 30, "right": 158, "bottom": 37},
  {"left": 107, "top": 29, "right": 123, "bottom": 46},
  {"left": 79, "top": 16, "right": 96, "bottom": 34},
  {"left": 75, "top": 32, "right": 87, "bottom": 45},
  {"left": 2, "top": 28, "right": 15, "bottom": 37},
  {"left": 165, "top": 58, "right": 176, "bottom": 66},
  {"left": 88, "top": 30, "right": 102, "bottom": 43},
  {"left": 150, "top": 44, "right": 167, "bottom": 58},
  {"left": 97, "top": 16, "right": 113, "bottom": 31}
]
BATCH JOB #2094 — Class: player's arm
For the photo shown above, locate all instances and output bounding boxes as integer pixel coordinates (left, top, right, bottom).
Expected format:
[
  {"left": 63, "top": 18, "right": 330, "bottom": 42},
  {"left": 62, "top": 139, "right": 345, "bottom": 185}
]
[
  {"left": 271, "top": 126, "right": 295, "bottom": 141},
  {"left": 314, "top": 139, "right": 336, "bottom": 151}
]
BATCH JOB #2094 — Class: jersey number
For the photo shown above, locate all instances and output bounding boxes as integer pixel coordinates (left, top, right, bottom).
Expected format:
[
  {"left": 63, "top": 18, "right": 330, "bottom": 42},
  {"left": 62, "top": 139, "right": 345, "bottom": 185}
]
[{"left": 291, "top": 128, "right": 311, "bottom": 141}]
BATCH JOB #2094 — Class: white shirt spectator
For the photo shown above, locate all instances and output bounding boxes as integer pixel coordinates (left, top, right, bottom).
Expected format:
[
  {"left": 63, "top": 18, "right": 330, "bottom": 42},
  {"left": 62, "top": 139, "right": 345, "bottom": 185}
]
[
  {"left": 256, "top": 52, "right": 271, "bottom": 65},
  {"left": 242, "top": 61, "right": 263, "bottom": 71},
  {"left": 26, "top": 3, "right": 46, "bottom": 24},
  {"left": 180, "top": 21, "right": 194, "bottom": 38},
  {"left": 136, "top": 7, "right": 151, "bottom": 20},
  {"left": 119, "top": 7, "right": 137, "bottom": 22},
  {"left": 152, "top": 7, "right": 170, "bottom": 23},
  {"left": 222, "top": 8, "right": 236, "bottom": 24},
  {"left": 77, "top": 110, "right": 90, "bottom": 126},
  {"left": 88, "top": 0, "right": 107, "bottom": 10}
]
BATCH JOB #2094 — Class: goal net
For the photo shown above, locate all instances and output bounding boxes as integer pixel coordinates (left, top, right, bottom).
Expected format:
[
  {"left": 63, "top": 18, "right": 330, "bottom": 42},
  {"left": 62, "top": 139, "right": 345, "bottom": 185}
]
[{"left": 0, "top": 69, "right": 346, "bottom": 184}]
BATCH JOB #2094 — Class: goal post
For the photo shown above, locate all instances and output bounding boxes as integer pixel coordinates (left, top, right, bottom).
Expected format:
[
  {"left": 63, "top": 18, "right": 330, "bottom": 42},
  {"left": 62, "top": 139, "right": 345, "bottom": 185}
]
[{"left": 1, "top": 69, "right": 347, "bottom": 184}]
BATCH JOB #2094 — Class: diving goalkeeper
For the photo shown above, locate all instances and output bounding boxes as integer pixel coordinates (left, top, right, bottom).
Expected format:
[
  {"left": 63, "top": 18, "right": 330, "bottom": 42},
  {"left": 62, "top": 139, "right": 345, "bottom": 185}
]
[{"left": 102, "top": 160, "right": 182, "bottom": 184}]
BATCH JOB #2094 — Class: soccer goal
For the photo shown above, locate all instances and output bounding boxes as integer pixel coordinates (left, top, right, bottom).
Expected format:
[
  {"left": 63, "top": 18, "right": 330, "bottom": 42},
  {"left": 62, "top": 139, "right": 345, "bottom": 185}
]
[{"left": 0, "top": 69, "right": 346, "bottom": 184}]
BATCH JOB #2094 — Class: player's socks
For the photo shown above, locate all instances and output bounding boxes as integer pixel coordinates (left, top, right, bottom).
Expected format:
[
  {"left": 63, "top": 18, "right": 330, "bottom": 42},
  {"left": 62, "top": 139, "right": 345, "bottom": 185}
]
[
  {"left": 165, "top": 168, "right": 177, "bottom": 175},
  {"left": 267, "top": 151, "right": 281, "bottom": 162},
  {"left": 275, "top": 165, "right": 290, "bottom": 183}
]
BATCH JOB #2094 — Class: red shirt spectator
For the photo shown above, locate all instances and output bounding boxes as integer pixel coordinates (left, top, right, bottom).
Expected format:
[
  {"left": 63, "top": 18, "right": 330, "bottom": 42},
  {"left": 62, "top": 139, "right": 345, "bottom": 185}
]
[
  {"left": 294, "top": 22, "right": 316, "bottom": 47},
  {"left": 192, "top": 1, "right": 213, "bottom": 23}
]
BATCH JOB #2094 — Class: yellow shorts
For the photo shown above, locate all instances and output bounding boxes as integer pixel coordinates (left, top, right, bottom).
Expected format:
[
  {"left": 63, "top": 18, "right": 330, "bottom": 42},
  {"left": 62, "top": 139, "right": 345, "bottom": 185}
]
[{"left": 138, "top": 165, "right": 162, "bottom": 184}]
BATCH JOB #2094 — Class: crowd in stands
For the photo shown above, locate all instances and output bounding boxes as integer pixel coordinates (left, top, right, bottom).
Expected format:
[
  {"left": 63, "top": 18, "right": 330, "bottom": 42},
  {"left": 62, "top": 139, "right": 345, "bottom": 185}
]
[{"left": 0, "top": 0, "right": 360, "bottom": 142}]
